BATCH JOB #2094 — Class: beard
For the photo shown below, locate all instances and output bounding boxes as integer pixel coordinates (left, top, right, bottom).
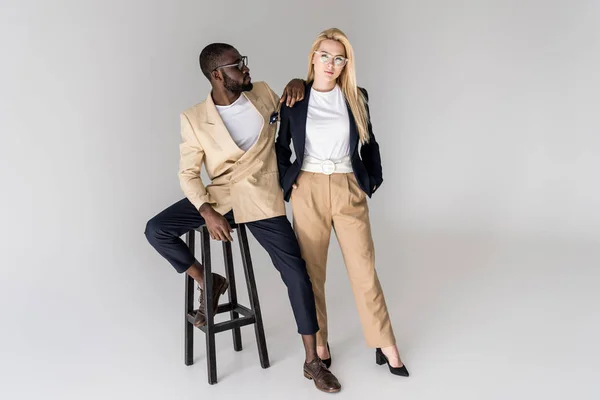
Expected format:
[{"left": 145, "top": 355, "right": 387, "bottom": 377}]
[{"left": 223, "top": 71, "right": 253, "bottom": 93}]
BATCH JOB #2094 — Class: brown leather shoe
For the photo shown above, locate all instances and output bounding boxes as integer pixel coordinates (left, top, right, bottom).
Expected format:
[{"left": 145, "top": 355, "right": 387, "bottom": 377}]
[
  {"left": 303, "top": 358, "right": 341, "bottom": 393},
  {"left": 193, "top": 273, "right": 229, "bottom": 327}
]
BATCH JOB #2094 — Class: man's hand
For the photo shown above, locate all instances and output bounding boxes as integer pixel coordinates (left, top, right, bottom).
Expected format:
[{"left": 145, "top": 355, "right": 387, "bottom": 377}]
[
  {"left": 199, "top": 203, "right": 233, "bottom": 242},
  {"left": 280, "top": 79, "right": 305, "bottom": 107}
]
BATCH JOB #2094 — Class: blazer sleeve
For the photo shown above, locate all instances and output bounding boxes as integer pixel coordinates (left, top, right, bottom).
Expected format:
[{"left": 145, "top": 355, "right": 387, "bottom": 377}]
[
  {"left": 262, "top": 81, "right": 281, "bottom": 106},
  {"left": 359, "top": 88, "right": 384, "bottom": 191},
  {"left": 178, "top": 113, "right": 213, "bottom": 211},
  {"left": 275, "top": 104, "right": 292, "bottom": 187}
]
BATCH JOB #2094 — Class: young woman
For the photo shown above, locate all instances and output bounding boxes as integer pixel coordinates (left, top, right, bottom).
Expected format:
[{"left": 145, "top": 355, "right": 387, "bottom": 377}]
[{"left": 275, "top": 28, "right": 409, "bottom": 377}]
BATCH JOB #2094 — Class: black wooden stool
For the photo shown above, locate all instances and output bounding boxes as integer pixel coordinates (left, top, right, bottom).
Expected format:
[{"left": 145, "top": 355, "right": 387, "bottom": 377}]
[{"left": 184, "top": 223, "right": 269, "bottom": 384}]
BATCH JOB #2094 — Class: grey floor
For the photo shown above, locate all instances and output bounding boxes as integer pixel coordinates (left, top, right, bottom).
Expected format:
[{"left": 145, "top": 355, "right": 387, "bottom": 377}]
[{"left": 4, "top": 232, "right": 597, "bottom": 400}]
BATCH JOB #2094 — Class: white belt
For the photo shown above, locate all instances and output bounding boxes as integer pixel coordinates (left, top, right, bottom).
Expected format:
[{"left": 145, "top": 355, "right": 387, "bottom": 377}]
[{"left": 301, "top": 155, "right": 353, "bottom": 175}]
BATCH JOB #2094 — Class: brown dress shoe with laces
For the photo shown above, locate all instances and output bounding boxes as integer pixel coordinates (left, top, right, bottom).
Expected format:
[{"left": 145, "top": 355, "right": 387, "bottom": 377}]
[
  {"left": 193, "top": 273, "right": 229, "bottom": 327},
  {"left": 303, "top": 357, "right": 341, "bottom": 393}
]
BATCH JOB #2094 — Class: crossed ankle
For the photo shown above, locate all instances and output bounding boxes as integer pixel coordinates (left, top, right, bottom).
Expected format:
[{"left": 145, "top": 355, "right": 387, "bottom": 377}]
[{"left": 304, "top": 355, "right": 319, "bottom": 364}]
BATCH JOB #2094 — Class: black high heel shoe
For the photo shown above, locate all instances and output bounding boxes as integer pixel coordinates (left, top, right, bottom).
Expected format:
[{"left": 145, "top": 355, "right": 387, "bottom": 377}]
[
  {"left": 322, "top": 343, "right": 331, "bottom": 368},
  {"left": 375, "top": 348, "right": 409, "bottom": 376}
]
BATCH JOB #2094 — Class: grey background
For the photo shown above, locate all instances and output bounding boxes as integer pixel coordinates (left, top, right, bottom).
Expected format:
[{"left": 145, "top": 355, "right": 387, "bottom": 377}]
[{"left": 1, "top": 0, "right": 598, "bottom": 399}]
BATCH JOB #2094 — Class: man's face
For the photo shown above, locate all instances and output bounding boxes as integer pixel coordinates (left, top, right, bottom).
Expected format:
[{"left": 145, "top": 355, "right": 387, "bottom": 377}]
[{"left": 217, "top": 50, "right": 253, "bottom": 93}]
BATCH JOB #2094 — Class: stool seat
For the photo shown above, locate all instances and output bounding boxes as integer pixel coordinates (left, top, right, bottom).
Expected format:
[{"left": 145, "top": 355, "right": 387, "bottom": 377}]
[{"left": 184, "top": 223, "right": 269, "bottom": 385}]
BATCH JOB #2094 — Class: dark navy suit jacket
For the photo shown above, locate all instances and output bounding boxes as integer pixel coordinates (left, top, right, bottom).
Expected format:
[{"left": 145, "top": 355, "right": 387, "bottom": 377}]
[{"left": 275, "top": 81, "right": 383, "bottom": 202}]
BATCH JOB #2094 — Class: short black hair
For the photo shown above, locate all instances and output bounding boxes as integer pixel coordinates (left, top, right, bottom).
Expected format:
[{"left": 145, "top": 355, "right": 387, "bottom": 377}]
[{"left": 199, "top": 43, "right": 236, "bottom": 80}]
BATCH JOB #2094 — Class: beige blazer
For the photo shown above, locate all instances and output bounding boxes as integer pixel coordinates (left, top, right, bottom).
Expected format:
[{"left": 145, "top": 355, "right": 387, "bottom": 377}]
[{"left": 178, "top": 81, "right": 285, "bottom": 224}]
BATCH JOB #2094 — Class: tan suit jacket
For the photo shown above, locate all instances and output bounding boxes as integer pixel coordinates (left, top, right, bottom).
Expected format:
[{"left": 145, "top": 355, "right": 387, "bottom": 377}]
[{"left": 178, "top": 81, "right": 285, "bottom": 224}]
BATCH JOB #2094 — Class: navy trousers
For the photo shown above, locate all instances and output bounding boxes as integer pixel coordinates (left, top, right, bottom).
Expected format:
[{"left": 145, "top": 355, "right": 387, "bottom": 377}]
[{"left": 145, "top": 198, "right": 319, "bottom": 335}]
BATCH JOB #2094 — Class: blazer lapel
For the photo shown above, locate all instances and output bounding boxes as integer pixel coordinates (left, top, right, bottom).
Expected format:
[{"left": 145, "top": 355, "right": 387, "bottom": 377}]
[
  {"left": 234, "top": 90, "right": 270, "bottom": 163},
  {"left": 203, "top": 92, "right": 245, "bottom": 159},
  {"left": 291, "top": 82, "right": 312, "bottom": 162},
  {"left": 347, "top": 99, "right": 359, "bottom": 156},
  {"left": 243, "top": 90, "right": 271, "bottom": 120}
]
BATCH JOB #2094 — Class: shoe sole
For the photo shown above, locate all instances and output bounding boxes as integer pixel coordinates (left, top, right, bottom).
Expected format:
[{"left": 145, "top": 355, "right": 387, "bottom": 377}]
[{"left": 303, "top": 371, "right": 341, "bottom": 393}]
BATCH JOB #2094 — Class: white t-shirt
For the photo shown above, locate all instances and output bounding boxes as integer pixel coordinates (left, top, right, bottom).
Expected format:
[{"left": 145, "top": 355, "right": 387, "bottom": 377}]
[
  {"left": 304, "top": 85, "right": 350, "bottom": 161},
  {"left": 215, "top": 94, "right": 263, "bottom": 152}
]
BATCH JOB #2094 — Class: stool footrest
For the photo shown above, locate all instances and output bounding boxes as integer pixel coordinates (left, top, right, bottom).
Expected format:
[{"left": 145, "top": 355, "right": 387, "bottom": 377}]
[
  {"left": 210, "top": 315, "right": 256, "bottom": 334},
  {"left": 186, "top": 305, "right": 257, "bottom": 334},
  {"left": 215, "top": 303, "right": 252, "bottom": 317},
  {"left": 186, "top": 313, "right": 257, "bottom": 334}
]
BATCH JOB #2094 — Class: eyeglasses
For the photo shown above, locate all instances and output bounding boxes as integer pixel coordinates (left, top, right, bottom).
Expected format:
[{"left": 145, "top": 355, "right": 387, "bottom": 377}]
[
  {"left": 314, "top": 51, "right": 348, "bottom": 67},
  {"left": 213, "top": 55, "right": 248, "bottom": 72}
]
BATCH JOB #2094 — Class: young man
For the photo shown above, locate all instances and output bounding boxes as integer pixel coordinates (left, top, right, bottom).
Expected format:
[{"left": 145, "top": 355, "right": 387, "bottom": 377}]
[{"left": 144, "top": 43, "right": 340, "bottom": 393}]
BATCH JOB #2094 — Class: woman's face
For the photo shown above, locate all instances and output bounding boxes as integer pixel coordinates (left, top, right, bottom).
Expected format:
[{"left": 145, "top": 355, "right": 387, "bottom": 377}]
[{"left": 312, "top": 39, "right": 347, "bottom": 83}]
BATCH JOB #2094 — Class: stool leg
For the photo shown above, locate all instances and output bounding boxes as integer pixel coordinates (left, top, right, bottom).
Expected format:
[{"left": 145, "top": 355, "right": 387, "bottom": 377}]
[
  {"left": 184, "top": 230, "right": 195, "bottom": 366},
  {"left": 223, "top": 241, "right": 243, "bottom": 351},
  {"left": 201, "top": 226, "right": 218, "bottom": 384},
  {"left": 237, "top": 225, "right": 270, "bottom": 369}
]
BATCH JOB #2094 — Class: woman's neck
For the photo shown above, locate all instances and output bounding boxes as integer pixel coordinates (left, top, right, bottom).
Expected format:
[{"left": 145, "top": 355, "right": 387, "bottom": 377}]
[{"left": 311, "top": 77, "right": 337, "bottom": 92}]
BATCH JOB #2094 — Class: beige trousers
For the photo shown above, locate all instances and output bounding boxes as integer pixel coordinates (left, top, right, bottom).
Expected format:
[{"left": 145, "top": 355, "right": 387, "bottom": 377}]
[{"left": 291, "top": 171, "right": 396, "bottom": 348}]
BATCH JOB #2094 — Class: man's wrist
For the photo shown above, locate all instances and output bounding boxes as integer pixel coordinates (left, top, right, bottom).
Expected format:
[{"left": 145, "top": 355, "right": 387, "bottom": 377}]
[{"left": 198, "top": 202, "right": 213, "bottom": 216}]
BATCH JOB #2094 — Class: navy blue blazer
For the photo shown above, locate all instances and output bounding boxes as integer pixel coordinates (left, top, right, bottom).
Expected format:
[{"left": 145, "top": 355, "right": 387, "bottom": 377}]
[{"left": 275, "top": 82, "right": 383, "bottom": 202}]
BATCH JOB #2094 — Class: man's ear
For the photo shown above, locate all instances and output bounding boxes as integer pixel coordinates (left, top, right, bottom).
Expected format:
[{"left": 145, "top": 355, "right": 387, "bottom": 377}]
[{"left": 211, "top": 70, "right": 222, "bottom": 82}]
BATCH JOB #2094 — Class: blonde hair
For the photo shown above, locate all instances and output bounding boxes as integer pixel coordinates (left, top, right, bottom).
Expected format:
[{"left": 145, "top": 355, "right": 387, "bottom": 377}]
[{"left": 307, "top": 28, "right": 370, "bottom": 143}]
